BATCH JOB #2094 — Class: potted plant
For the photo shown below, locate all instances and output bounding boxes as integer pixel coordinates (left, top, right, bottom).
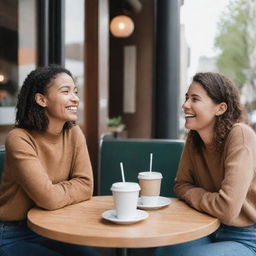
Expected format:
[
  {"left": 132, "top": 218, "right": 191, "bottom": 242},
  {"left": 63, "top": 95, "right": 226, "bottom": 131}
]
[{"left": 107, "top": 116, "right": 125, "bottom": 133}]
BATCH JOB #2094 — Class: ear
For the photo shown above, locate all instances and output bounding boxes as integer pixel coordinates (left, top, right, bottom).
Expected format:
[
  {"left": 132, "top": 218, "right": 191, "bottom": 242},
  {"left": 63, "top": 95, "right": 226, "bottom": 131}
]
[
  {"left": 35, "top": 93, "right": 47, "bottom": 107},
  {"left": 216, "top": 102, "right": 227, "bottom": 116}
]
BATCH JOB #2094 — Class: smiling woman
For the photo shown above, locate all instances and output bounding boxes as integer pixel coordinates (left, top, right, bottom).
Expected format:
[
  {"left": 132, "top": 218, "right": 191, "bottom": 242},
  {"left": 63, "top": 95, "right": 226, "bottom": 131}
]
[
  {"left": 0, "top": 66, "right": 99, "bottom": 256},
  {"left": 154, "top": 72, "right": 256, "bottom": 256},
  {"left": 34, "top": 72, "right": 79, "bottom": 134}
]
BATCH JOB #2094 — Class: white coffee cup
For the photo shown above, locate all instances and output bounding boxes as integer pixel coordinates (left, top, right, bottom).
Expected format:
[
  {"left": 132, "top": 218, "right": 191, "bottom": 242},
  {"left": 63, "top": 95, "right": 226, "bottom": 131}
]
[
  {"left": 138, "top": 172, "right": 163, "bottom": 205},
  {"left": 111, "top": 182, "right": 141, "bottom": 219}
]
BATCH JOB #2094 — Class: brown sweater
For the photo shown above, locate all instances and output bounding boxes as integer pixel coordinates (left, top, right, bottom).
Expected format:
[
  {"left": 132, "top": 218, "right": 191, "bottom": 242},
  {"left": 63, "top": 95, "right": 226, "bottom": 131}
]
[
  {"left": 174, "top": 123, "right": 256, "bottom": 226},
  {"left": 0, "top": 125, "right": 93, "bottom": 221}
]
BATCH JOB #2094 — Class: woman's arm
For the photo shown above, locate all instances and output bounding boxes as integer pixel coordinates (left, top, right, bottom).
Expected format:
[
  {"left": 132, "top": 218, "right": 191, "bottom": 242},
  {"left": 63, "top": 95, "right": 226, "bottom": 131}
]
[
  {"left": 5, "top": 128, "right": 93, "bottom": 210},
  {"left": 174, "top": 141, "right": 207, "bottom": 210},
  {"left": 175, "top": 125, "right": 255, "bottom": 224},
  {"left": 52, "top": 134, "right": 94, "bottom": 207},
  {"left": 197, "top": 140, "right": 254, "bottom": 223}
]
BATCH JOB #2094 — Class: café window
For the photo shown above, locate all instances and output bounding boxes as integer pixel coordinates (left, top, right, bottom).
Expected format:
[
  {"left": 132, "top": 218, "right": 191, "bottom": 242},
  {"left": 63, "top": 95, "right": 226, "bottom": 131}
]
[
  {"left": 0, "top": 0, "right": 37, "bottom": 143},
  {"left": 65, "top": 0, "right": 85, "bottom": 126}
]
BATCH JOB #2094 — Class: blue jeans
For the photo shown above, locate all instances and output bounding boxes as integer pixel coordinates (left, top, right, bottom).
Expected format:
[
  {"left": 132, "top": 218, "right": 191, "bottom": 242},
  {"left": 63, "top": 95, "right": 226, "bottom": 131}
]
[
  {"left": 0, "top": 220, "right": 99, "bottom": 256},
  {"left": 154, "top": 224, "right": 256, "bottom": 256}
]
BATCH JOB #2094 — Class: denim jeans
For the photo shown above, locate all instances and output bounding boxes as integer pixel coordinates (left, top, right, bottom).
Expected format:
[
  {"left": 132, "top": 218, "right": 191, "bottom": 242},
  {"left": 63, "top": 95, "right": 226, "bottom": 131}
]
[
  {"left": 154, "top": 223, "right": 256, "bottom": 256},
  {"left": 0, "top": 220, "right": 99, "bottom": 256}
]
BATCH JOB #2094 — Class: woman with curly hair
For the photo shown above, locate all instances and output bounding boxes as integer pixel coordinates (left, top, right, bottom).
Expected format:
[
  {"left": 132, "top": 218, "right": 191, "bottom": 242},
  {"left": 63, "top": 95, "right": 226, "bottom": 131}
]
[
  {"left": 155, "top": 72, "right": 256, "bottom": 256},
  {"left": 0, "top": 66, "right": 98, "bottom": 255}
]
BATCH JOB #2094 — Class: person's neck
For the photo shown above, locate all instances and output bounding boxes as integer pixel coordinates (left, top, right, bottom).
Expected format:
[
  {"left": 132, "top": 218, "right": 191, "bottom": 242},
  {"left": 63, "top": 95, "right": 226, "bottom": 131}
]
[
  {"left": 198, "top": 130, "right": 214, "bottom": 148},
  {"left": 46, "top": 123, "right": 64, "bottom": 136}
]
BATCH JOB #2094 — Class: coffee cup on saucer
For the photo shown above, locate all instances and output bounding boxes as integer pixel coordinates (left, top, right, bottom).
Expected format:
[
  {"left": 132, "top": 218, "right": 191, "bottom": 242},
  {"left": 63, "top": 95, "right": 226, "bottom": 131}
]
[
  {"left": 137, "top": 171, "right": 163, "bottom": 206},
  {"left": 111, "top": 182, "right": 140, "bottom": 219}
]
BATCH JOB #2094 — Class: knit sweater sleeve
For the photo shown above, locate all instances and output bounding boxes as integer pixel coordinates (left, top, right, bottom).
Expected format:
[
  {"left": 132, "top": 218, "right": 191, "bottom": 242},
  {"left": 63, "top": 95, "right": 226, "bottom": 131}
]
[
  {"left": 175, "top": 125, "right": 255, "bottom": 224},
  {"left": 5, "top": 127, "right": 93, "bottom": 211},
  {"left": 197, "top": 125, "right": 255, "bottom": 223},
  {"left": 55, "top": 127, "right": 94, "bottom": 208},
  {"left": 174, "top": 141, "right": 207, "bottom": 209}
]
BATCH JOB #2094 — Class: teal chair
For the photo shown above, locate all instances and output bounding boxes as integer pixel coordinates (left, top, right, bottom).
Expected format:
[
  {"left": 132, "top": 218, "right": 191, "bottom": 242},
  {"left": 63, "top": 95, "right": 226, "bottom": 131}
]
[
  {"left": 98, "top": 137, "right": 184, "bottom": 197},
  {"left": 0, "top": 145, "right": 5, "bottom": 180}
]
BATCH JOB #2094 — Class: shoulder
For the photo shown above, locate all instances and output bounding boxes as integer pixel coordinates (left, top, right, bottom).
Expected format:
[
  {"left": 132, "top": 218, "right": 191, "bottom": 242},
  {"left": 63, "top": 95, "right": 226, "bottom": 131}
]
[
  {"left": 226, "top": 122, "right": 256, "bottom": 148},
  {"left": 67, "top": 125, "right": 84, "bottom": 137},
  {"left": 65, "top": 125, "right": 86, "bottom": 143},
  {"left": 5, "top": 128, "right": 36, "bottom": 152},
  {"left": 6, "top": 128, "right": 33, "bottom": 144},
  {"left": 7, "top": 127, "right": 30, "bottom": 137},
  {"left": 228, "top": 123, "right": 255, "bottom": 139}
]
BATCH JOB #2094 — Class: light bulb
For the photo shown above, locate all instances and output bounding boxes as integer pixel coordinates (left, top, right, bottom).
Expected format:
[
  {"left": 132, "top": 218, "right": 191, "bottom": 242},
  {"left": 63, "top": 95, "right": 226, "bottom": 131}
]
[
  {"left": 0, "top": 74, "right": 5, "bottom": 83},
  {"left": 110, "top": 15, "right": 134, "bottom": 38}
]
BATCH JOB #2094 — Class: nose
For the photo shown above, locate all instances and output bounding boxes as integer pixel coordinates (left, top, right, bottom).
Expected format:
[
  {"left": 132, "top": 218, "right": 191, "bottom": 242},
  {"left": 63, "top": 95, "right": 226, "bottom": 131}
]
[
  {"left": 71, "top": 92, "right": 79, "bottom": 103},
  {"left": 182, "top": 99, "right": 190, "bottom": 110}
]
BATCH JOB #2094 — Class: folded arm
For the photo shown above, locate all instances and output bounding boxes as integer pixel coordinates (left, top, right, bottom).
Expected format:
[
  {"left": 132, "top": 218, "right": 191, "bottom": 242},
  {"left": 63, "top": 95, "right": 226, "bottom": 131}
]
[
  {"left": 174, "top": 135, "right": 254, "bottom": 224},
  {"left": 6, "top": 131, "right": 93, "bottom": 210}
]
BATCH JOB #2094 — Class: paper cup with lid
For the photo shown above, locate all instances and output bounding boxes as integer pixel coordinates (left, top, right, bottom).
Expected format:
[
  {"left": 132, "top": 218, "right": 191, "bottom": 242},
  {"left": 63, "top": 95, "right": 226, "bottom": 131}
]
[
  {"left": 111, "top": 182, "right": 141, "bottom": 219},
  {"left": 137, "top": 172, "right": 163, "bottom": 205}
]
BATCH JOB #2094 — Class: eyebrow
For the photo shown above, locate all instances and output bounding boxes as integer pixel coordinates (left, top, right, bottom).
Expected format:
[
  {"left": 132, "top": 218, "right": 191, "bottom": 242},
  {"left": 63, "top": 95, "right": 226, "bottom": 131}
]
[
  {"left": 58, "top": 85, "right": 77, "bottom": 90},
  {"left": 185, "top": 93, "right": 201, "bottom": 99}
]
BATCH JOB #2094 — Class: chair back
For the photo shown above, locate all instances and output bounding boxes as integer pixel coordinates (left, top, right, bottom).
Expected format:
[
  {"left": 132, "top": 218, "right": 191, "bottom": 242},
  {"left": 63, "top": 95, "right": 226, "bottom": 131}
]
[
  {"left": 0, "top": 145, "right": 5, "bottom": 180},
  {"left": 98, "top": 138, "right": 184, "bottom": 197}
]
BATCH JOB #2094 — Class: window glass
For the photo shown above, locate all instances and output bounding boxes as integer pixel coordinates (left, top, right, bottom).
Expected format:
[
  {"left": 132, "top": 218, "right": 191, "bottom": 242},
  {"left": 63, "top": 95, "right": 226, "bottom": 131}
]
[
  {"left": 0, "top": 0, "right": 36, "bottom": 143},
  {"left": 65, "top": 0, "right": 85, "bottom": 126}
]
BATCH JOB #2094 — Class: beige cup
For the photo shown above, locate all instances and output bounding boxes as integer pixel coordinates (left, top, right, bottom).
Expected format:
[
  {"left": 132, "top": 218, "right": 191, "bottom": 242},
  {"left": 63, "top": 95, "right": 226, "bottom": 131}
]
[
  {"left": 111, "top": 182, "right": 140, "bottom": 219},
  {"left": 138, "top": 172, "right": 163, "bottom": 205}
]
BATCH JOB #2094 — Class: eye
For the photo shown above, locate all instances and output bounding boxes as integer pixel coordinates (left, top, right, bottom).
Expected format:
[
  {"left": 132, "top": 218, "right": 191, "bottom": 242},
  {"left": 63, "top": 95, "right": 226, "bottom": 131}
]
[
  {"left": 61, "top": 90, "right": 69, "bottom": 94},
  {"left": 74, "top": 89, "right": 78, "bottom": 94}
]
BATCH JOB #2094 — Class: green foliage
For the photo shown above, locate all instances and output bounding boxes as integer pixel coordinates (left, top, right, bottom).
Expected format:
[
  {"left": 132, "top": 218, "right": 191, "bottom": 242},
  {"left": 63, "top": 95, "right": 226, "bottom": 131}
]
[
  {"left": 214, "top": 0, "right": 255, "bottom": 89},
  {"left": 107, "top": 116, "right": 123, "bottom": 127}
]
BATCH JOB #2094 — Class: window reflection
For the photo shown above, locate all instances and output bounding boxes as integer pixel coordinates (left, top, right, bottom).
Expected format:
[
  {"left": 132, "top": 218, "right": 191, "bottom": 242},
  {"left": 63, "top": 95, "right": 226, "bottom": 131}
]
[
  {"left": 0, "top": 0, "right": 36, "bottom": 143},
  {"left": 0, "top": 1, "right": 18, "bottom": 107},
  {"left": 65, "top": 0, "right": 85, "bottom": 126}
]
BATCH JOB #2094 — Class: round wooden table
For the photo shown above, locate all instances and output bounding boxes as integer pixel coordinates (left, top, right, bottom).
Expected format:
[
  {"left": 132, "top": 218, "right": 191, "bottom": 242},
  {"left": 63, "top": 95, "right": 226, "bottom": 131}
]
[{"left": 27, "top": 196, "right": 220, "bottom": 248}]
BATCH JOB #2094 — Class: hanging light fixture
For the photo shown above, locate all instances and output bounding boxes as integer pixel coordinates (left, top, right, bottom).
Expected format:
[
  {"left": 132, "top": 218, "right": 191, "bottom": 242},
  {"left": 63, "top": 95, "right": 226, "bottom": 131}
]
[
  {"left": 0, "top": 73, "right": 6, "bottom": 83},
  {"left": 110, "top": 15, "right": 134, "bottom": 38}
]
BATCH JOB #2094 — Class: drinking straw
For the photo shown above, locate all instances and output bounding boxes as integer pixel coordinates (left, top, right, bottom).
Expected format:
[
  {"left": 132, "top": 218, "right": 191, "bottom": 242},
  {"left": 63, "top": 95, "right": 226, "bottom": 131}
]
[
  {"left": 120, "top": 162, "right": 126, "bottom": 182},
  {"left": 149, "top": 153, "right": 153, "bottom": 172}
]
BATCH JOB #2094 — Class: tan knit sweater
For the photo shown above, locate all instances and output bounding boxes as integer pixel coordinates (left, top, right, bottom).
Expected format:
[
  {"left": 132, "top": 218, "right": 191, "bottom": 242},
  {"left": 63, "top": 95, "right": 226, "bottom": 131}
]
[
  {"left": 0, "top": 125, "right": 93, "bottom": 221},
  {"left": 174, "top": 123, "right": 256, "bottom": 226}
]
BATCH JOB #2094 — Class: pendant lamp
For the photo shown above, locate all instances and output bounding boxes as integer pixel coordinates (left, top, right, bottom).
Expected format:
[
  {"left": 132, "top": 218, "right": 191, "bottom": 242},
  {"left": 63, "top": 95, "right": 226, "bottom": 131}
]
[{"left": 110, "top": 15, "right": 134, "bottom": 38}]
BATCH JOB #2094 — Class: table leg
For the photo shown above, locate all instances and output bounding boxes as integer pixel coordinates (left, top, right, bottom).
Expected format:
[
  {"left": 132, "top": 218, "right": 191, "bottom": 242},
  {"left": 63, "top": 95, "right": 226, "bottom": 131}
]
[{"left": 116, "top": 248, "right": 128, "bottom": 256}]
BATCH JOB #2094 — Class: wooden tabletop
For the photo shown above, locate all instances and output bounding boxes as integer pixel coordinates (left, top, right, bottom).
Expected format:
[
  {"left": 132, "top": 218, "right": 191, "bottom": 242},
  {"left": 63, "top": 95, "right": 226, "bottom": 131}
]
[{"left": 27, "top": 196, "right": 220, "bottom": 248}]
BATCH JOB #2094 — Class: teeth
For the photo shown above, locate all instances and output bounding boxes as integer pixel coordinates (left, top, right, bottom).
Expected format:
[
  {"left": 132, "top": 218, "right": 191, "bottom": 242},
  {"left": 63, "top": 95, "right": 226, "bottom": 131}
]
[
  {"left": 185, "top": 114, "right": 195, "bottom": 118},
  {"left": 67, "top": 106, "right": 77, "bottom": 110}
]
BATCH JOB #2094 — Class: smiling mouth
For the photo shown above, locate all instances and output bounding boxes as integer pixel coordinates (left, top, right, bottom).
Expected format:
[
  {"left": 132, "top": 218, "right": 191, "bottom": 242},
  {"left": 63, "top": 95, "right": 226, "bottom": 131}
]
[
  {"left": 66, "top": 106, "right": 78, "bottom": 111},
  {"left": 185, "top": 114, "right": 196, "bottom": 118}
]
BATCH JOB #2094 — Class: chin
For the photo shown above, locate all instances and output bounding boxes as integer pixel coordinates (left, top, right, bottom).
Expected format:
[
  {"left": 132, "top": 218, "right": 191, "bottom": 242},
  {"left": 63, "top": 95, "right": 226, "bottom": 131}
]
[
  {"left": 184, "top": 123, "right": 192, "bottom": 130},
  {"left": 67, "top": 115, "right": 78, "bottom": 122},
  {"left": 184, "top": 120, "right": 197, "bottom": 130}
]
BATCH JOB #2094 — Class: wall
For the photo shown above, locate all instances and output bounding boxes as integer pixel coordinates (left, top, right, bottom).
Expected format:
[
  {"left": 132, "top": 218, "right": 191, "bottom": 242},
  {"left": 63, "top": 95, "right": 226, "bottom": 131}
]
[{"left": 109, "top": 0, "right": 155, "bottom": 138}]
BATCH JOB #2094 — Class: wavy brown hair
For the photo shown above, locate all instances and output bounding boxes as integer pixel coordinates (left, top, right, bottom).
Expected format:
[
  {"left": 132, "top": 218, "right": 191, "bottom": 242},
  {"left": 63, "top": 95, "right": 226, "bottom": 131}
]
[
  {"left": 15, "top": 65, "right": 75, "bottom": 131},
  {"left": 187, "top": 72, "right": 243, "bottom": 152}
]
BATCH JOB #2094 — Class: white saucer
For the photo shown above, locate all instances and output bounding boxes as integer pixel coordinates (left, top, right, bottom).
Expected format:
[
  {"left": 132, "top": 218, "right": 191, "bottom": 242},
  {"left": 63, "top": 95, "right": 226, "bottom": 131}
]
[
  {"left": 137, "top": 196, "right": 171, "bottom": 210},
  {"left": 102, "top": 209, "right": 149, "bottom": 224}
]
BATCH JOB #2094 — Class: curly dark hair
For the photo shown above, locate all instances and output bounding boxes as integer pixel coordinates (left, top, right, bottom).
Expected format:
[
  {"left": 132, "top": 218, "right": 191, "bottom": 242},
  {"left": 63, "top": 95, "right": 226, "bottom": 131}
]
[
  {"left": 187, "top": 72, "right": 243, "bottom": 152},
  {"left": 15, "top": 65, "right": 75, "bottom": 131}
]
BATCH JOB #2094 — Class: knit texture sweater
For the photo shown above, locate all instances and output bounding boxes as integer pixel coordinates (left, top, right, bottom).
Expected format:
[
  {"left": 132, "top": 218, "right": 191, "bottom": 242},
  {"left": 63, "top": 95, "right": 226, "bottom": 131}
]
[
  {"left": 174, "top": 123, "right": 256, "bottom": 226},
  {"left": 0, "top": 125, "right": 93, "bottom": 221}
]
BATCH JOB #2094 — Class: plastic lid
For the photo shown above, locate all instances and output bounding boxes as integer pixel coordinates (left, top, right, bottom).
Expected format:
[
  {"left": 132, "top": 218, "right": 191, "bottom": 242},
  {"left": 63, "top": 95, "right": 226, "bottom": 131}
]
[
  {"left": 137, "top": 171, "right": 163, "bottom": 180},
  {"left": 111, "top": 182, "right": 141, "bottom": 192}
]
